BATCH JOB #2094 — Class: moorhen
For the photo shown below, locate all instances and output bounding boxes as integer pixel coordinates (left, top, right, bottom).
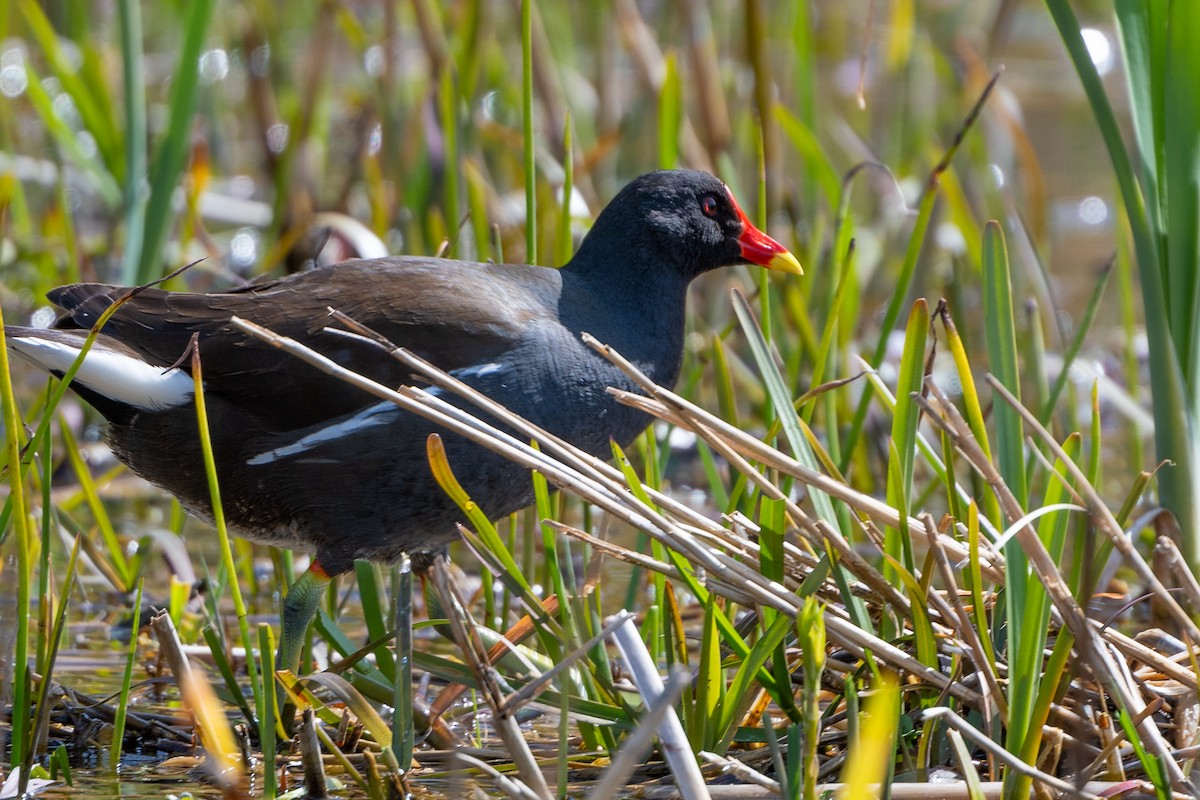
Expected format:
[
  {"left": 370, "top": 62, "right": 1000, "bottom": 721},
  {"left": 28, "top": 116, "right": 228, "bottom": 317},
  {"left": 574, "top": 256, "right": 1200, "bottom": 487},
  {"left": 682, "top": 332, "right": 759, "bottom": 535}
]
[{"left": 7, "top": 169, "right": 801, "bottom": 672}]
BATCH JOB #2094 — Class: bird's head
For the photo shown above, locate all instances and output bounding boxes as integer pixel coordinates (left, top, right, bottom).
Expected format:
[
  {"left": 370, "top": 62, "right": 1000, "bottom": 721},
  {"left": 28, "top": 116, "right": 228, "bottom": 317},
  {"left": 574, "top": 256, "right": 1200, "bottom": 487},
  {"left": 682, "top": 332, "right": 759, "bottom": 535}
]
[{"left": 572, "top": 169, "right": 802, "bottom": 282}]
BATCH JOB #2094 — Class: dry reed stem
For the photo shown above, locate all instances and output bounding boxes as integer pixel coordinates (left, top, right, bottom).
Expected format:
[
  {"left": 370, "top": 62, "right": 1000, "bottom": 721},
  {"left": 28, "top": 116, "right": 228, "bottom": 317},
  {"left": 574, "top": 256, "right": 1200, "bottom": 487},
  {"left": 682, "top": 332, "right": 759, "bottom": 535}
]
[
  {"left": 921, "top": 512, "right": 1009, "bottom": 723},
  {"left": 923, "top": 708, "right": 1101, "bottom": 800},
  {"left": 1154, "top": 535, "right": 1200, "bottom": 612},
  {"left": 586, "top": 334, "right": 1002, "bottom": 580}
]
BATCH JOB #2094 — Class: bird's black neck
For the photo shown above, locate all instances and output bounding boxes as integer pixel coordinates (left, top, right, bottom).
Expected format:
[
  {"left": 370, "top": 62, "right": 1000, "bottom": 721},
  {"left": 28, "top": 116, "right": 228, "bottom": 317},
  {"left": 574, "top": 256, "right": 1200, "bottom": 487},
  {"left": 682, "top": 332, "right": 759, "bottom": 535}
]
[{"left": 557, "top": 263, "right": 690, "bottom": 388}]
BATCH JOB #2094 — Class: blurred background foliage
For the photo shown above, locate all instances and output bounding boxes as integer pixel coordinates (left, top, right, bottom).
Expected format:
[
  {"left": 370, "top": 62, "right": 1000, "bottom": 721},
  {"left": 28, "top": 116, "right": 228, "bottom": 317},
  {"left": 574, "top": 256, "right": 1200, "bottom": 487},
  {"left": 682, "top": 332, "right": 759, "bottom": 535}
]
[{"left": 0, "top": 1, "right": 1124, "bottom": 300}]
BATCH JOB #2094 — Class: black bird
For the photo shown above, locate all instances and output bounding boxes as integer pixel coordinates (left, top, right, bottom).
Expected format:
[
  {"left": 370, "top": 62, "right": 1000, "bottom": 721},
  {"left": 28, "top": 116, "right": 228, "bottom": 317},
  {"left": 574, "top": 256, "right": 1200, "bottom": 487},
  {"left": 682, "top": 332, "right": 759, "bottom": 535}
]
[{"left": 7, "top": 169, "right": 801, "bottom": 672}]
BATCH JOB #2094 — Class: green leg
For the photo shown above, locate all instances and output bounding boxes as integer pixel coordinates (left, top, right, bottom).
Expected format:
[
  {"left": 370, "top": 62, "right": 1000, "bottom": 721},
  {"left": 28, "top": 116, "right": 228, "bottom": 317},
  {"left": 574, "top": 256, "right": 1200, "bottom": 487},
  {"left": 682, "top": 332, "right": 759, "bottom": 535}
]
[{"left": 278, "top": 562, "right": 332, "bottom": 674}]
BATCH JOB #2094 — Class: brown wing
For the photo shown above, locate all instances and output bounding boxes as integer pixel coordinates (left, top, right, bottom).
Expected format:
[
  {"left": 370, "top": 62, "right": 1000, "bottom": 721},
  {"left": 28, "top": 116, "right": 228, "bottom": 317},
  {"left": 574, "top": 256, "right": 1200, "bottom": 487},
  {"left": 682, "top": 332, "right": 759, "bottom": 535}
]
[{"left": 49, "top": 257, "right": 562, "bottom": 431}]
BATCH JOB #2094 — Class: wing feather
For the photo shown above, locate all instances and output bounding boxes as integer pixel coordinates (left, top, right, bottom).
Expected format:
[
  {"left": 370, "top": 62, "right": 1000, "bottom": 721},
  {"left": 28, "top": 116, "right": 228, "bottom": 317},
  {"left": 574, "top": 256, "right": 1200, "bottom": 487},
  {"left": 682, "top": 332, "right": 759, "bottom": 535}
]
[{"left": 49, "top": 257, "right": 562, "bottom": 430}]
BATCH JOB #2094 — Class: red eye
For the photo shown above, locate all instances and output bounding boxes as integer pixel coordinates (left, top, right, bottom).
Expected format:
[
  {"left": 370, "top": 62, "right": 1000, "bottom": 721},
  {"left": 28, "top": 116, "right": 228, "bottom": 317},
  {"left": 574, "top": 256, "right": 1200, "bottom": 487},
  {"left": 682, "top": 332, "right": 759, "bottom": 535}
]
[{"left": 701, "top": 195, "right": 719, "bottom": 217}]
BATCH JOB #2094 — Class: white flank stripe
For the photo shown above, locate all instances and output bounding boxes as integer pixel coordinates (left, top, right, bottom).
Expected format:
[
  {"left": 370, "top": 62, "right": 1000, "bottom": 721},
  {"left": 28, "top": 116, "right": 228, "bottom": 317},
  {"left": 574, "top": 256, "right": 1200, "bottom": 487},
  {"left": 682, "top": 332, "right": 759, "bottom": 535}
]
[
  {"left": 248, "top": 401, "right": 396, "bottom": 465},
  {"left": 11, "top": 336, "right": 194, "bottom": 411},
  {"left": 454, "top": 362, "right": 506, "bottom": 379}
]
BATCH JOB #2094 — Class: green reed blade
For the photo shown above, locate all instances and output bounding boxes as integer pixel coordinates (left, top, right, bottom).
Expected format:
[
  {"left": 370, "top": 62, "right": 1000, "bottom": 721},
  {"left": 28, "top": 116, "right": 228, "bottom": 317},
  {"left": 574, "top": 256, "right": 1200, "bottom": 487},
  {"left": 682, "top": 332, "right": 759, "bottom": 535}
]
[
  {"left": 110, "top": 575, "right": 142, "bottom": 772},
  {"left": 117, "top": 0, "right": 146, "bottom": 278},
  {"left": 190, "top": 347, "right": 264, "bottom": 732},
  {"left": 521, "top": 0, "right": 536, "bottom": 265},
  {"left": 134, "top": 0, "right": 215, "bottom": 283}
]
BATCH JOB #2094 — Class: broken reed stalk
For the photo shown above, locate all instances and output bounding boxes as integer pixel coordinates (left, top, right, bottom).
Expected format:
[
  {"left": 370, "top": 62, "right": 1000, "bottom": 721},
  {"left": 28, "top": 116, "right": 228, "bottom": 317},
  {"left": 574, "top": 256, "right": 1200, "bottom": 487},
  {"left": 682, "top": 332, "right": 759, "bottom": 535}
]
[
  {"left": 607, "top": 617, "right": 710, "bottom": 800},
  {"left": 299, "top": 710, "right": 329, "bottom": 800},
  {"left": 151, "top": 611, "right": 248, "bottom": 796}
]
